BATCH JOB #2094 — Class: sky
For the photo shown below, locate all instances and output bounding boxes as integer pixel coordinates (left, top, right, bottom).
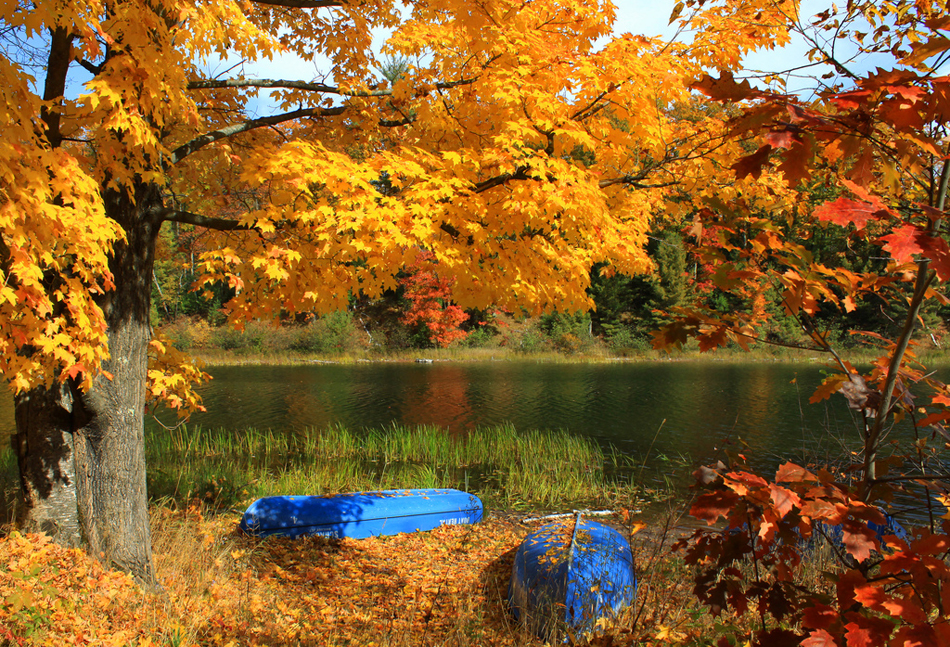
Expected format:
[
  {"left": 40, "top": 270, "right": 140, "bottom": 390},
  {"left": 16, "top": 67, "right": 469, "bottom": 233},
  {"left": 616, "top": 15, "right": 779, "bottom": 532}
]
[
  {"left": 51, "top": 0, "right": 883, "bottom": 115},
  {"left": 232, "top": 0, "right": 850, "bottom": 117}
]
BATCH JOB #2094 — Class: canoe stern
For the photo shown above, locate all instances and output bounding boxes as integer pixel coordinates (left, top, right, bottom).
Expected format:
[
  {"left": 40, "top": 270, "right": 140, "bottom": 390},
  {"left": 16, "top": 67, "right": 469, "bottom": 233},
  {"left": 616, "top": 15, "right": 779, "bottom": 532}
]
[{"left": 509, "top": 517, "right": 637, "bottom": 639}]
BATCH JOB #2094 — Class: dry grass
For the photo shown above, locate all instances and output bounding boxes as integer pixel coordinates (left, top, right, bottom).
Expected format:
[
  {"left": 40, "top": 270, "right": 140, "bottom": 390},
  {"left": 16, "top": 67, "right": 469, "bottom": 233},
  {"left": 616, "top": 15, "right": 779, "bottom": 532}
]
[
  {"left": 147, "top": 506, "right": 542, "bottom": 647},
  {"left": 1, "top": 500, "right": 849, "bottom": 647}
]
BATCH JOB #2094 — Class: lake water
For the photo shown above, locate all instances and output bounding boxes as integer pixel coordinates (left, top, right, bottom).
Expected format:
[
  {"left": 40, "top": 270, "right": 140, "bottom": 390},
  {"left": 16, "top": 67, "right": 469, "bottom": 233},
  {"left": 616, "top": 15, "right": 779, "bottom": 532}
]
[
  {"left": 1, "top": 359, "right": 942, "bottom": 520},
  {"left": 145, "top": 360, "right": 865, "bottom": 474}
]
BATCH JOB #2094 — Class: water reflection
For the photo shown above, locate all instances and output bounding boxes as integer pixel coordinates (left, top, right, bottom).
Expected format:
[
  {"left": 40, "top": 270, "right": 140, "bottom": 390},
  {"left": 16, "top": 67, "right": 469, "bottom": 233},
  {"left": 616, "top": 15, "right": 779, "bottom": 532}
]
[{"left": 0, "top": 361, "right": 885, "bottom": 476}]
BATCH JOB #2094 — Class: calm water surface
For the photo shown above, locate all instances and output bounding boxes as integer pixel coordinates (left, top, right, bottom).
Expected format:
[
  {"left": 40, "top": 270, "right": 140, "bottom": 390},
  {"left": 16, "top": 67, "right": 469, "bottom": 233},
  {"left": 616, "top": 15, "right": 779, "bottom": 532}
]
[
  {"left": 143, "top": 360, "right": 865, "bottom": 473},
  {"left": 0, "top": 361, "right": 899, "bottom": 474},
  {"left": 1, "top": 360, "right": 943, "bottom": 524}
]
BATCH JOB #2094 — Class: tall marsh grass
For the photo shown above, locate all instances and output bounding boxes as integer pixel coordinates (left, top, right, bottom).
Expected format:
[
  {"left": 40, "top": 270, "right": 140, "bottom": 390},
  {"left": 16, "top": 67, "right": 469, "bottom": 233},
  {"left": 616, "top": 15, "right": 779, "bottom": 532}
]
[{"left": 145, "top": 423, "right": 642, "bottom": 512}]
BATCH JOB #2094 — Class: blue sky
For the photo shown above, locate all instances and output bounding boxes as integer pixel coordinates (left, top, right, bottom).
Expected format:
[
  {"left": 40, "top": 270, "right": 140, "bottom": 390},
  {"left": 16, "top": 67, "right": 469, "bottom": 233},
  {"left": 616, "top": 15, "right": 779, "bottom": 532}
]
[
  {"left": 52, "top": 0, "right": 880, "bottom": 116},
  {"left": 232, "top": 0, "right": 845, "bottom": 116}
]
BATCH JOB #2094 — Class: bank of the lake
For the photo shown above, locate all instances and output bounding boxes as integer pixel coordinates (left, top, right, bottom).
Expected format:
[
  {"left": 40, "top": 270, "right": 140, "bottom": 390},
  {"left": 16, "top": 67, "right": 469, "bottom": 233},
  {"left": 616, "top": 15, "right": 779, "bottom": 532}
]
[
  {"left": 149, "top": 359, "right": 871, "bottom": 479},
  {"left": 144, "top": 423, "right": 652, "bottom": 515}
]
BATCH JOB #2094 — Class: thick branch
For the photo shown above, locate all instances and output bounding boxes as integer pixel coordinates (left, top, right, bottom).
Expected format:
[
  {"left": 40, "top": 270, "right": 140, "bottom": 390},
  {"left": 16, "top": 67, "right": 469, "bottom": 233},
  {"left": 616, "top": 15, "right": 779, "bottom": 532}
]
[
  {"left": 160, "top": 210, "right": 249, "bottom": 231},
  {"left": 189, "top": 78, "right": 374, "bottom": 95},
  {"left": 471, "top": 168, "right": 531, "bottom": 193},
  {"left": 169, "top": 105, "right": 345, "bottom": 164},
  {"left": 76, "top": 58, "right": 103, "bottom": 76},
  {"left": 187, "top": 76, "right": 478, "bottom": 96},
  {"left": 42, "top": 27, "right": 74, "bottom": 148}
]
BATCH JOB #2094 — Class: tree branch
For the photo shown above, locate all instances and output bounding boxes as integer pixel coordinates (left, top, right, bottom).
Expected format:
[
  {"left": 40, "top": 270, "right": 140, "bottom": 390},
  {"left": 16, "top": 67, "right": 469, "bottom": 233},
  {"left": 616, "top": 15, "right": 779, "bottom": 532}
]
[
  {"left": 598, "top": 176, "right": 678, "bottom": 190},
  {"left": 189, "top": 78, "right": 378, "bottom": 96},
  {"left": 250, "top": 0, "right": 345, "bottom": 7},
  {"left": 42, "top": 26, "right": 74, "bottom": 148},
  {"left": 159, "top": 209, "right": 249, "bottom": 231},
  {"left": 862, "top": 259, "right": 936, "bottom": 500},
  {"left": 76, "top": 58, "right": 102, "bottom": 76},
  {"left": 187, "top": 76, "right": 478, "bottom": 96},
  {"left": 169, "top": 105, "right": 346, "bottom": 164},
  {"left": 869, "top": 474, "right": 950, "bottom": 483},
  {"left": 471, "top": 167, "right": 531, "bottom": 193}
]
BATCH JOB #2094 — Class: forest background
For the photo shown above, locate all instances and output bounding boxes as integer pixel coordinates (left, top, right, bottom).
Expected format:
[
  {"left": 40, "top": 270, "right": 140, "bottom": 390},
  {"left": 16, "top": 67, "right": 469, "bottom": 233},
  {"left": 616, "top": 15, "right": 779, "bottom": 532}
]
[{"left": 156, "top": 217, "right": 939, "bottom": 357}]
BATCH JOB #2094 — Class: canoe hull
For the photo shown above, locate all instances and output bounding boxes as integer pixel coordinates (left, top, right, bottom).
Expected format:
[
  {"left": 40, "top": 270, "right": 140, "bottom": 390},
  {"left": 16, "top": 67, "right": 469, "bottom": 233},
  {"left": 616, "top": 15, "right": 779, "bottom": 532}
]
[
  {"left": 240, "top": 488, "right": 483, "bottom": 539},
  {"left": 509, "top": 517, "right": 636, "bottom": 639}
]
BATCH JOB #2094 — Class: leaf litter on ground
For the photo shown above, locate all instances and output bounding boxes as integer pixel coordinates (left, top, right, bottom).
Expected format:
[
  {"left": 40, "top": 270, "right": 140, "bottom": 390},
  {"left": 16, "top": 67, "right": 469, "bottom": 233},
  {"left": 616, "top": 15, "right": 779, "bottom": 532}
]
[{"left": 1, "top": 506, "right": 543, "bottom": 647}]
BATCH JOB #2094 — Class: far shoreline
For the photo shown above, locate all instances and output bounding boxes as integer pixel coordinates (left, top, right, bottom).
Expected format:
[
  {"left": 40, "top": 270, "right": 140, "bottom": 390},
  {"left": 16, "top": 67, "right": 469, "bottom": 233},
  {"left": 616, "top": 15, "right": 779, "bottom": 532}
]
[{"left": 181, "top": 344, "right": 927, "bottom": 368}]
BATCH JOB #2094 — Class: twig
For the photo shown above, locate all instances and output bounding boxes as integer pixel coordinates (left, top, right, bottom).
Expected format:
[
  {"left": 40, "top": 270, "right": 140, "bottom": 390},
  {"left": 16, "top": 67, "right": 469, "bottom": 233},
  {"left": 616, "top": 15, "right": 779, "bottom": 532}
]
[{"left": 521, "top": 509, "right": 628, "bottom": 523}]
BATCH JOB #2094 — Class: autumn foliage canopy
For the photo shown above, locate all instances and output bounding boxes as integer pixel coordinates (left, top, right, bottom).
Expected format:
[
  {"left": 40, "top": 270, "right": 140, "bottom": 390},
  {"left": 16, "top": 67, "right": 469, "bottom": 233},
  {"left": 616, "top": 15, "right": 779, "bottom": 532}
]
[{"left": 5, "top": 0, "right": 950, "bottom": 640}]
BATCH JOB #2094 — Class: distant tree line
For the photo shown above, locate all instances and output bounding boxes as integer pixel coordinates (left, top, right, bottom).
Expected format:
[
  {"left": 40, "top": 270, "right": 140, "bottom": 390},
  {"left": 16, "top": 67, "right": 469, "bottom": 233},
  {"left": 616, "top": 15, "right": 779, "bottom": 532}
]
[{"left": 153, "top": 213, "right": 950, "bottom": 355}]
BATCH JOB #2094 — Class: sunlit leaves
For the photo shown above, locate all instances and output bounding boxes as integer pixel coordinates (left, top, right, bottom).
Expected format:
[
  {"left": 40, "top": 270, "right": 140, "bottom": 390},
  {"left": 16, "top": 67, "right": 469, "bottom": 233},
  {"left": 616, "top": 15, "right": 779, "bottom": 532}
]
[
  {"left": 0, "top": 514, "right": 530, "bottom": 646},
  {"left": 399, "top": 251, "right": 470, "bottom": 348},
  {"left": 0, "top": 531, "right": 182, "bottom": 644},
  {"left": 147, "top": 336, "right": 209, "bottom": 415}
]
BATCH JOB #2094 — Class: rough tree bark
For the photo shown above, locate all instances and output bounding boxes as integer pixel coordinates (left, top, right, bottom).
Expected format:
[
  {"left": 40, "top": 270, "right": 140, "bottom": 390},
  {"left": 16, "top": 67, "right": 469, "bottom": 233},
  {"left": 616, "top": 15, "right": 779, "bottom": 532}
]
[
  {"left": 14, "top": 179, "right": 163, "bottom": 585},
  {"left": 13, "top": 383, "right": 81, "bottom": 546}
]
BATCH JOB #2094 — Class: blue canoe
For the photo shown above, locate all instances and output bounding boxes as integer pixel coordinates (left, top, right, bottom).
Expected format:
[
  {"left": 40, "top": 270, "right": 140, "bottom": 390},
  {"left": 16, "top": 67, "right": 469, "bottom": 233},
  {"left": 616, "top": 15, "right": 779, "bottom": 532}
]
[
  {"left": 239, "top": 488, "right": 483, "bottom": 539},
  {"left": 509, "top": 514, "right": 637, "bottom": 639},
  {"left": 813, "top": 509, "right": 909, "bottom": 552}
]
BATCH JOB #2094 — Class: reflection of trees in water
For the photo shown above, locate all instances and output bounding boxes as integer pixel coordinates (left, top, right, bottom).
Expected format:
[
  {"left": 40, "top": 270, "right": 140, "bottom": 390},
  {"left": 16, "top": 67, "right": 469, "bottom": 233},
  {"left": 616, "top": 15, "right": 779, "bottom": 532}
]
[
  {"left": 283, "top": 389, "right": 335, "bottom": 431},
  {"left": 132, "top": 362, "right": 867, "bottom": 480},
  {"left": 401, "top": 365, "right": 473, "bottom": 431}
]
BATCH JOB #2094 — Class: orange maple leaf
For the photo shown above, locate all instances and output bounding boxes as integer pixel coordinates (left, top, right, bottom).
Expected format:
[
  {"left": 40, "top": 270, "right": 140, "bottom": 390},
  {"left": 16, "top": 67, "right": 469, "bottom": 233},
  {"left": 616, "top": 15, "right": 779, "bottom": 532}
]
[
  {"left": 881, "top": 224, "right": 925, "bottom": 263},
  {"left": 814, "top": 197, "right": 881, "bottom": 231}
]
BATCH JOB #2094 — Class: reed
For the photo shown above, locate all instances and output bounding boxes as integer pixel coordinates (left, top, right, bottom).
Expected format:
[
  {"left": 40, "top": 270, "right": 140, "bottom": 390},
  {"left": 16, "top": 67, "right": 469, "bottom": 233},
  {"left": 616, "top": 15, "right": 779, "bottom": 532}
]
[{"left": 144, "top": 423, "right": 643, "bottom": 512}]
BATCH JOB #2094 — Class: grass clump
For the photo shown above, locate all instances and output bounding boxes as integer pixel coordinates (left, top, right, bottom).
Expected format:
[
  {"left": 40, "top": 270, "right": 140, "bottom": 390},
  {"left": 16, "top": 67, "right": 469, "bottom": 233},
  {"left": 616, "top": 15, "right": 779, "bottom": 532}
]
[{"left": 144, "top": 423, "right": 644, "bottom": 513}]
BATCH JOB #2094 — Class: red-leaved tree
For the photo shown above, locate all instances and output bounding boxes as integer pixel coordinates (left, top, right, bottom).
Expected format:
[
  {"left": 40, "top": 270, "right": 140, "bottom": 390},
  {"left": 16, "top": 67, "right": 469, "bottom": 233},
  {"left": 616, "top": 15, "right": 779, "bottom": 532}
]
[
  {"left": 655, "top": 1, "right": 950, "bottom": 645},
  {"left": 400, "top": 251, "right": 469, "bottom": 348}
]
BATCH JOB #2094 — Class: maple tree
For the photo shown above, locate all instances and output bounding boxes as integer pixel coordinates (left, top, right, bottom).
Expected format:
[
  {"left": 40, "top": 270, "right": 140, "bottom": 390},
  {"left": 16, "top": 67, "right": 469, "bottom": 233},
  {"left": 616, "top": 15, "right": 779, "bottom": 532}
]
[
  {"left": 398, "top": 250, "right": 469, "bottom": 348},
  {"left": 4, "top": 0, "right": 797, "bottom": 583},
  {"left": 651, "top": 0, "right": 950, "bottom": 644}
]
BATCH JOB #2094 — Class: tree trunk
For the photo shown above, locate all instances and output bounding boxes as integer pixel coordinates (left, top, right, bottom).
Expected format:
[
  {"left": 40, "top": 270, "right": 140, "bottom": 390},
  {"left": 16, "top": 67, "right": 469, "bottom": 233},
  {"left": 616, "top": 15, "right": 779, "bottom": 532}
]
[
  {"left": 13, "top": 382, "right": 81, "bottom": 546},
  {"left": 13, "top": 179, "right": 162, "bottom": 585}
]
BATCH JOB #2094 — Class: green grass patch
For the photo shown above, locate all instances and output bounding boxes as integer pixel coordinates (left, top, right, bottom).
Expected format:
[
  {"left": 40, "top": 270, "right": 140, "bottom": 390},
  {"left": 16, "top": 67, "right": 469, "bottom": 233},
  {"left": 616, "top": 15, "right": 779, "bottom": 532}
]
[{"left": 145, "top": 423, "right": 645, "bottom": 513}]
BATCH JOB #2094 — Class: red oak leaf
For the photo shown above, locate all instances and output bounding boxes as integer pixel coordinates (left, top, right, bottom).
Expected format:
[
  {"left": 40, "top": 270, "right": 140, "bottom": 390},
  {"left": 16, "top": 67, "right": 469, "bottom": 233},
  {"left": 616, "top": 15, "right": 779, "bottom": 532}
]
[
  {"left": 691, "top": 71, "right": 758, "bottom": 101},
  {"left": 918, "top": 233, "right": 950, "bottom": 281},
  {"left": 732, "top": 145, "right": 772, "bottom": 180},
  {"left": 852, "top": 583, "right": 886, "bottom": 610},
  {"left": 690, "top": 490, "right": 740, "bottom": 525},
  {"left": 830, "top": 88, "right": 873, "bottom": 110},
  {"left": 770, "top": 483, "right": 802, "bottom": 517},
  {"left": 810, "top": 373, "right": 848, "bottom": 404},
  {"left": 844, "top": 615, "right": 896, "bottom": 647},
  {"left": 802, "top": 604, "right": 841, "bottom": 631},
  {"left": 841, "top": 520, "right": 877, "bottom": 562},
  {"left": 778, "top": 141, "right": 813, "bottom": 184},
  {"left": 801, "top": 629, "right": 838, "bottom": 647},
  {"left": 882, "top": 595, "right": 928, "bottom": 625},
  {"left": 766, "top": 129, "right": 796, "bottom": 149}
]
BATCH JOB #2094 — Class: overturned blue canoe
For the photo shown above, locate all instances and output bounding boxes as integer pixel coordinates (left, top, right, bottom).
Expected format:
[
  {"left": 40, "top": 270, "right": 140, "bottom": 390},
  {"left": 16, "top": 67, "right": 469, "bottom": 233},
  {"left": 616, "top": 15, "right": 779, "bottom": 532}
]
[
  {"left": 813, "top": 509, "right": 909, "bottom": 551},
  {"left": 509, "top": 515, "right": 637, "bottom": 639},
  {"left": 240, "top": 488, "right": 483, "bottom": 539}
]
